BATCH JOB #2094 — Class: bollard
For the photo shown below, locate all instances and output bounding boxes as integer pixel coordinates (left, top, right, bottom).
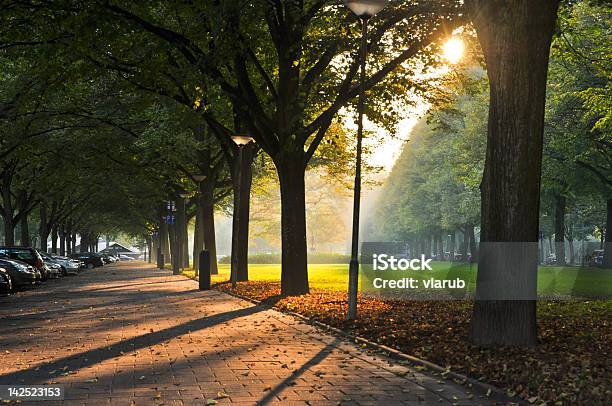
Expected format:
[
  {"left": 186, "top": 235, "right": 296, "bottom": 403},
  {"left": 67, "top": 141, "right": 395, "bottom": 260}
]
[{"left": 199, "top": 250, "right": 211, "bottom": 290}]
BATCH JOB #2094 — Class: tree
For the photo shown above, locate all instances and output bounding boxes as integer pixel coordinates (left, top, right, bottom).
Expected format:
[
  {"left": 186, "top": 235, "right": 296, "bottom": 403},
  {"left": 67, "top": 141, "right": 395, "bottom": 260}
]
[
  {"left": 466, "top": 0, "right": 560, "bottom": 347},
  {"left": 95, "top": 0, "right": 465, "bottom": 295}
]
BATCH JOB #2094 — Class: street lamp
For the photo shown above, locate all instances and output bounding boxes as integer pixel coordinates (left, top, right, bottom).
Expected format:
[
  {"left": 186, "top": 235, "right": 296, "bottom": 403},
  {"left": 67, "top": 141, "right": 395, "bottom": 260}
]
[
  {"left": 231, "top": 134, "right": 254, "bottom": 146},
  {"left": 344, "top": 0, "right": 388, "bottom": 17},
  {"left": 344, "top": 0, "right": 389, "bottom": 320},
  {"left": 231, "top": 134, "right": 254, "bottom": 288}
]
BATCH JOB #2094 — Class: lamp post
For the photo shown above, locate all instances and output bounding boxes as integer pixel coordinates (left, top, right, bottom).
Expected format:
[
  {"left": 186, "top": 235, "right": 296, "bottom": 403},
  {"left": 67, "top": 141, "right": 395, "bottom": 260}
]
[
  {"left": 344, "top": 0, "right": 388, "bottom": 320},
  {"left": 231, "top": 134, "right": 254, "bottom": 288}
]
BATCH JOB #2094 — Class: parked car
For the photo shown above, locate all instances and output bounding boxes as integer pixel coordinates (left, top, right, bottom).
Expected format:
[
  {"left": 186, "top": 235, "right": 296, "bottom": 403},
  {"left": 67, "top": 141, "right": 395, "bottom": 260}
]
[
  {"left": 0, "top": 267, "right": 12, "bottom": 294},
  {"left": 592, "top": 249, "right": 604, "bottom": 266},
  {"left": 41, "top": 253, "right": 81, "bottom": 275},
  {"left": 103, "top": 254, "right": 119, "bottom": 263},
  {"left": 0, "top": 247, "right": 47, "bottom": 280},
  {"left": 44, "top": 262, "right": 63, "bottom": 278},
  {"left": 119, "top": 255, "right": 134, "bottom": 261},
  {"left": 99, "top": 253, "right": 115, "bottom": 264},
  {"left": 69, "top": 253, "right": 104, "bottom": 268},
  {"left": 0, "top": 257, "right": 38, "bottom": 288}
]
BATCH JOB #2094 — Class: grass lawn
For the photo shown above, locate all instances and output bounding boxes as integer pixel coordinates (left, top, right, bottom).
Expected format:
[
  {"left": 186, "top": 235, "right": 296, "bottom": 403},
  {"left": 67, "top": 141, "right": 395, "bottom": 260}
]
[{"left": 182, "top": 262, "right": 611, "bottom": 298}]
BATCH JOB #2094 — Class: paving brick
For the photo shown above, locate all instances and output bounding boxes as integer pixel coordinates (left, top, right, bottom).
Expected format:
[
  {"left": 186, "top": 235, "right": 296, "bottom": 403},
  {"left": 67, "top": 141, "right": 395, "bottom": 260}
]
[{"left": 0, "top": 263, "right": 485, "bottom": 405}]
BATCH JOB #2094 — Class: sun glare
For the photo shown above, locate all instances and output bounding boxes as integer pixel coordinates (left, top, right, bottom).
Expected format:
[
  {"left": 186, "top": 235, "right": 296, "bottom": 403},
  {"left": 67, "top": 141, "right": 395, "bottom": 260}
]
[{"left": 443, "top": 37, "right": 464, "bottom": 64}]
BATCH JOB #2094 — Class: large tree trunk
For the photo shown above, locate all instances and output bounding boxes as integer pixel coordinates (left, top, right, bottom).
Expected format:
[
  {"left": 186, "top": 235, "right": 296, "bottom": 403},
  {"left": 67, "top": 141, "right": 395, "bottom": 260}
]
[
  {"left": 231, "top": 144, "right": 254, "bottom": 282},
  {"left": 59, "top": 226, "right": 66, "bottom": 256},
  {"left": 467, "top": 0, "right": 559, "bottom": 347},
  {"left": 51, "top": 226, "right": 58, "bottom": 254},
  {"left": 18, "top": 191, "right": 30, "bottom": 247},
  {"left": 603, "top": 199, "right": 612, "bottom": 269},
  {"left": 193, "top": 213, "right": 203, "bottom": 273},
  {"left": 200, "top": 181, "right": 218, "bottom": 275},
  {"left": 66, "top": 222, "right": 72, "bottom": 255},
  {"left": 554, "top": 194, "right": 566, "bottom": 266},
  {"left": 1, "top": 177, "right": 14, "bottom": 246},
  {"left": 39, "top": 205, "right": 48, "bottom": 251},
  {"left": 277, "top": 157, "right": 309, "bottom": 295}
]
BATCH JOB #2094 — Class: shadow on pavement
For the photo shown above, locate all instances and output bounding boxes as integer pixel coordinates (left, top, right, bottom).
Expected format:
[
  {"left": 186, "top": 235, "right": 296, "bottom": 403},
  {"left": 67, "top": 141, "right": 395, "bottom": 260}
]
[{"left": 0, "top": 302, "right": 271, "bottom": 385}]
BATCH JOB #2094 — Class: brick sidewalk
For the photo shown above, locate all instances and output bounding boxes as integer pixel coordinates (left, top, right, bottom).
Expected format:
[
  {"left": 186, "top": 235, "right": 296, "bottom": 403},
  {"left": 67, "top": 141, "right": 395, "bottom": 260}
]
[{"left": 0, "top": 263, "right": 484, "bottom": 405}]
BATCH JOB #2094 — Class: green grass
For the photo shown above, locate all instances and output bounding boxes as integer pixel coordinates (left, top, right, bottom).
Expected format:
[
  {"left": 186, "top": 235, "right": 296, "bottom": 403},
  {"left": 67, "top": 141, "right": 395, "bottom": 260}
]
[{"left": 180, "top": 261, "right": 611, "bottom": 298}]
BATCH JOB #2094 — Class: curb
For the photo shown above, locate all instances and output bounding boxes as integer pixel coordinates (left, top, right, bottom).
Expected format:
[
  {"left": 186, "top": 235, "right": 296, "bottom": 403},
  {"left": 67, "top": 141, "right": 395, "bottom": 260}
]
[{"left": 206, "top": 283, "right": 524, "bottom": 405}]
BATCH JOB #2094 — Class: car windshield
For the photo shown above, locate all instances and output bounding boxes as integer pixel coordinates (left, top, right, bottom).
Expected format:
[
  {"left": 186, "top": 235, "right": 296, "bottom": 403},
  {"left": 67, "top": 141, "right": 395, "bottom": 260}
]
[{"left": 0, "top": 249, "right": 34, "bottom": 262}]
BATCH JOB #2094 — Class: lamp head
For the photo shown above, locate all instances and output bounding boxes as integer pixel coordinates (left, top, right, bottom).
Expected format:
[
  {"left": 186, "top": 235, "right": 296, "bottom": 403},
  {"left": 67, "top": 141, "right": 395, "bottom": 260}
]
[
  {"left": 193, "top": 174, "right": 207, "bottom": 182},
  {"left": 343, "top": 0, "right": 389, "bottom": 18},
  {"left": 231, "top": 134, "right": 254, "bottom": 146}
]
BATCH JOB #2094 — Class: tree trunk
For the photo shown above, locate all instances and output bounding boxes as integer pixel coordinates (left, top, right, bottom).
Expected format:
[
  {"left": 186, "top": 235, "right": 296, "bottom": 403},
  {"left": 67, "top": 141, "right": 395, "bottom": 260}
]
[
  {"left": 433, "top": 236, "right": 438, "bottom": 260},
  {"left": 59, "top": 226, "right": 66, "bottom": 256},
  {"left": 461, "top": 226, "right": 469, "bottom": 262},
  {"left": 152, "top": 234, "right": 158, "bottom": 264},
  {"left": 39, "top": 205, "right": 48, "bottom": 251},
  {"left": 176, "top": 196, "right": 186, "bottom": 271},
  {"left": 18, "top": 190, "right": 31, "bottom": 247},
  {"left": 71, "top": 232, "right": 77, "bottom": 253},
  {"left": 467, "top": 0, "right": 559, "bottom": 347},
  {"left": 467, "top": 224, "right": 478, "bottom": 263},
  {"left": 449, "top": 231, "right": 455, "bottom": 261},
  {"left": 51, "top": 226, "right": 58, "bottom": 254},
  {"left": 200, "top": 182, "right": 218, "bottom": 275},
  {"left": 437, "top": 233, "right": 444, "bottom": 259},
  {"left": 147, "top": 237, "right": 152, "bottom": 263},
  {"left": 169, "top": 223, "right": 179, "bottom": 273},
  {"left": 160, "top": 209, "right": 170, "bottom": 266},
  {"left": 182, "top": 216, "right": 190, "bottom": 268},
  {"left": 554, "top": 194, "right": 566, "bottom": 266},
  {"left": 193, "top": 213, "right": 203, "bottom": 273},
  {"left": 231, "top": 143, "right": 254, "bottom": 282},
  {"left": 66, "top": 222, "right": 73, "bottom": 255},
  {"left": 277, "top": 157, "right": 309, "bottom": 295},
  {"left": 1, "top": 177, "right": 14, "bottom": 246},
  {"left": 603, "top": 199, "right": 612, "bottom": 269}
]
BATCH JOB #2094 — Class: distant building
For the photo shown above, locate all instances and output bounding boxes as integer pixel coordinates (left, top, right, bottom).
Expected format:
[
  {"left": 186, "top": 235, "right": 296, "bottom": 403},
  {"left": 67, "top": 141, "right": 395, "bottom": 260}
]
[{"left": 99, "top": 243, "right": 142, "bottom": 259}]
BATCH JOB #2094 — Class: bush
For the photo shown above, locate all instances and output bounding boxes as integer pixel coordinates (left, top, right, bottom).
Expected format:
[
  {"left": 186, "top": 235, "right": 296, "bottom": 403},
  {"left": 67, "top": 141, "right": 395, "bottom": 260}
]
[{"left": 218, "top": 252, "right": 350, "bottom": 264}]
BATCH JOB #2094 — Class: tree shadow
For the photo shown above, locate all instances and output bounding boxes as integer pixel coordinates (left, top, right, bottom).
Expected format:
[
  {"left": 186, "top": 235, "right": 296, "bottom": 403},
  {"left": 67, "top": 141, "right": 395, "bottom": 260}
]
[
  {"left": 257, "top": 338, "right": 339, "bottom": 405},
  {"left": 0, "top": 302, "right": 271, "bottom": 385}
]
